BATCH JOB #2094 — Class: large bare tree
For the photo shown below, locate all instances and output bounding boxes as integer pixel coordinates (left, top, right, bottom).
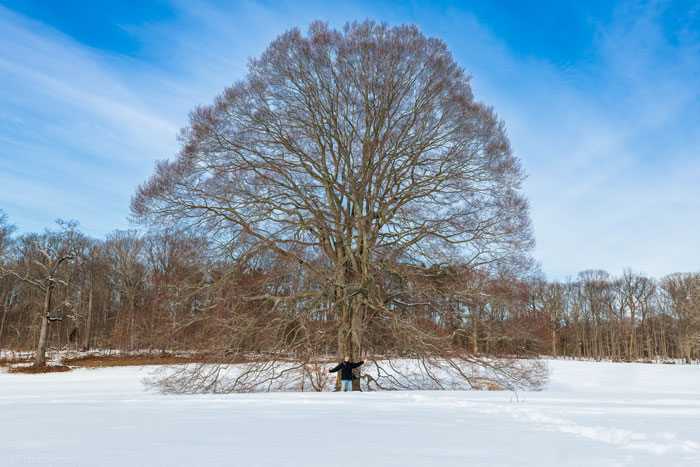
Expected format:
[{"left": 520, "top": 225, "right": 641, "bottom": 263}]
[{"left": 132, "top": 21, "right": 541, "bottom": 391}]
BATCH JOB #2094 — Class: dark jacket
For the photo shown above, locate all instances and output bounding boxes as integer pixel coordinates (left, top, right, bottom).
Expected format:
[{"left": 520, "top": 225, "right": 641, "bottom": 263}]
[{"left": 328, "top": 360, "right": 364, "bottom": 381}]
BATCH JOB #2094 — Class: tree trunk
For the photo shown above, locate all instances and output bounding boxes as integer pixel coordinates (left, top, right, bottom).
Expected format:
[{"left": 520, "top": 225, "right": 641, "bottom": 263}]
[
  {"left": 334, "top": 301, "right": 364, "bottom": 391},
  {"left": 82, "top": 288, "right": 93, "bottom": 351},
  {"left": 34, "top": 286, "right": 52, "bottom": 367},
  {"left": 629, "top": 307, "right": 637, "bottom": 361},
  {"left": 659, "top": 321, "right": 668, "bottom": 360},
  {"left": 128, "top": 296, "right": 135, "bottom": 350},
  {"left": 350, "top": 300, "right": 365, "bottom": 391},
  {"left": 0, "top": 301, "right": 7, "bottom": 348},
  {"left": 334, "top": 309, "right": 351, "bottom": 391}
]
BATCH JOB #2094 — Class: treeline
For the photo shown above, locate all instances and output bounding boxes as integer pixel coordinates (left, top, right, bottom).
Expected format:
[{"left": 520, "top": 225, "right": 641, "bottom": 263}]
[
  {"left": 532, "top": 269, "right": 700, "bottom": 363},
  {"left": 0, "top": 214, "right": 698, "bottom": 363},
  {"left": 0, "top": 215, "right": 221, "bottom": 354}
]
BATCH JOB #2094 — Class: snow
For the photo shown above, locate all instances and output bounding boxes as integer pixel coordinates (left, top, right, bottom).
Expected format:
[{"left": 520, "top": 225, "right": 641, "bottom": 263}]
[
  {"left": 144, "top": 357, "right": 547, "bottom": 393},
  {"left": 1, "top": 360, "right": 699, "bottom": 466}
]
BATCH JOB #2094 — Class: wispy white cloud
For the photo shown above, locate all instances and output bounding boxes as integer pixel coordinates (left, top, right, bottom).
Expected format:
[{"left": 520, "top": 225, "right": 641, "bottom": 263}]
[
  {"left": 0, "top": 10, "right": 180, "bottom": 151},
  {"left": 418, "top": 2, "right": 700, "bottom": 279},
  {"left": 0, "top": 6, "right": 183, "bottom": 234},
  {"left": 508, "top": 5, "right": 700, "bottom": 279}
]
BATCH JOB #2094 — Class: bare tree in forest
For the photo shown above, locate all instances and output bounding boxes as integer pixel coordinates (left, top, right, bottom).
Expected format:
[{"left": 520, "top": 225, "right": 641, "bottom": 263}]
[
  {"left": 143, "top": 229, "right": 208, "bottom": 349},
  {"left": 614, "top": 269, "right": 656, "bottom": 361},
  {"left": 72, "top": 240, "right": 104, "bottom": 351},
  {"left": 104, "top": 230, "right": 147, "bottom": 350},
  {"left": 0, "top": 220, "right": 81, "bottom": 366},
  {"left": 659, "top": 273, "right": 700, "bottom": 364},
  {"left": 132, "top": 20, "right": 541, "bottom": 392},
  {"left": 0, "top": 210, "right": 17, "bottom": 346},
  {"left": 0, "top": 210, "right": 14, "bottom": 257},
  {"left": 532, "top": 280, "right": 567, "bottom": 357},
  {"left": 578, "top": 270, "right": 614, "bottom": 361}
]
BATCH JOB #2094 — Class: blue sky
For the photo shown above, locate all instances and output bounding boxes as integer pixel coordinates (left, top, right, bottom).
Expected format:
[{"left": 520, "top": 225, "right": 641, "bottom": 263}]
[{"left": 1, "top": 0, "right": 699, "bottom": 280}]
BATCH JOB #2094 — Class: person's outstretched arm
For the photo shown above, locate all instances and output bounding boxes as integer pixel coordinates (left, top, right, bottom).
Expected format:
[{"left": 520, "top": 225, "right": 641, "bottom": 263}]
[
  {"left": 350, "top": 359, "right": 367, "bottom": 369},
  {"left": 326, "top": 363, "right": 342, "bottom": 374}
]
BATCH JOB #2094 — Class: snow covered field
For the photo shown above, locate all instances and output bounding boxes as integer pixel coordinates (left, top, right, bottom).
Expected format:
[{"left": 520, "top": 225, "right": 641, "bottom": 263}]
[{"left": 1, "top": 360, "right": 699, "bottom": 466}]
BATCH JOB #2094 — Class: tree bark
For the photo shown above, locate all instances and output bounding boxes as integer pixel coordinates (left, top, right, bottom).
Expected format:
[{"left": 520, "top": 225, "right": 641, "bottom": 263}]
[
  {"left": 34, "top": 286, "right": 52, "bottom": 367},
  {"left": 0, "top": 301, "right": 7, "bottom": 348},
  {"left": 82, "top": 288, "right": 93, "bottom": 351}
]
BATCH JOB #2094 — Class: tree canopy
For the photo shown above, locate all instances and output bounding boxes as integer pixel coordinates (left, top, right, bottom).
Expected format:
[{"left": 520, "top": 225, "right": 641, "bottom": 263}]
[{"left": 131, "top": 20, "right": 540, "bottom": 391}]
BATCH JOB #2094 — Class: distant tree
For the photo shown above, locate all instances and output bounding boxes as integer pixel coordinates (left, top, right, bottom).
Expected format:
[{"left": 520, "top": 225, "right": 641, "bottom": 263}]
[
  {"left": 0, "top": 210, "right": 15, "bottom": 258},
  {"left": 72, "top": 239, "right": 104, "bottom": 351},
  {"left": 132, "top": 20, "right": 540, "bottom": 391},
  {"left": 0, "top": 210, "right": 17, "bottom": 345},
  {"left": 104, "top": 230, "right": 147, "bottom": 350},
  {"left": 142, "top": 229, "right": 208, "bottom": 349},
  {"left": 531, "top": 280, "right": 568, "bottom": 357},
  {"left": 613, "top": 269, "right": 656, "bottom": 361},
  {"left": 577, "top": 270, "right": 614, "bottom": 361},
  {"left": 0, "top": 220, "right": 83, "bottom": 366},
  {"left": 659, "top": 273, "right": 700, "bottom": 364}
]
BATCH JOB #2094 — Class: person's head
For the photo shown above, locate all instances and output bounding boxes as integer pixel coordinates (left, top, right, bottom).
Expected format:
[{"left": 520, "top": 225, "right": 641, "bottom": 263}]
[{"left": 344, "top": 355, "right": 350, "bottom": 362}]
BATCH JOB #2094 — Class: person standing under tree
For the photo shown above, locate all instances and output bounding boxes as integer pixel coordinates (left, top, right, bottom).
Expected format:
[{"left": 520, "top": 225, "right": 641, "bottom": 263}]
[{"left": 326, "top": 356, "right": 367, "bottom": 392}]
